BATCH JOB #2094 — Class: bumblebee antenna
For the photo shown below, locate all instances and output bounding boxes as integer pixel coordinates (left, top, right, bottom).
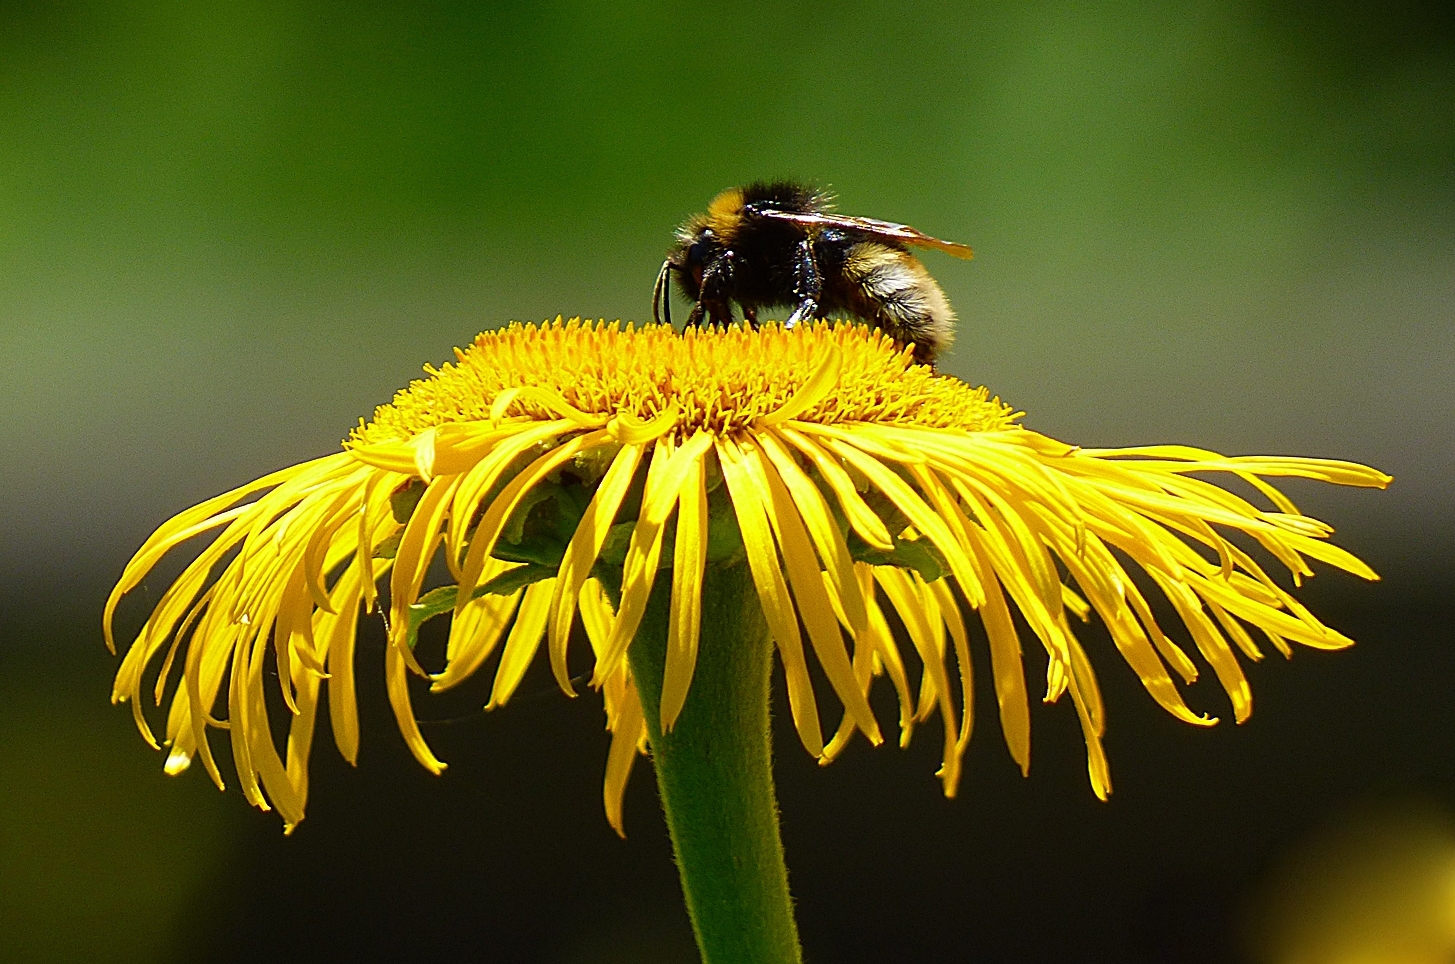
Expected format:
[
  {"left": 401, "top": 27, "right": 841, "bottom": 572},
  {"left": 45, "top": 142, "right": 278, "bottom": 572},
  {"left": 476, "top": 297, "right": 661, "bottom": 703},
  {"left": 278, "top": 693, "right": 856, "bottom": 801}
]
[{"left": 652, "top": 259, "right": 673, "bottom": 327}]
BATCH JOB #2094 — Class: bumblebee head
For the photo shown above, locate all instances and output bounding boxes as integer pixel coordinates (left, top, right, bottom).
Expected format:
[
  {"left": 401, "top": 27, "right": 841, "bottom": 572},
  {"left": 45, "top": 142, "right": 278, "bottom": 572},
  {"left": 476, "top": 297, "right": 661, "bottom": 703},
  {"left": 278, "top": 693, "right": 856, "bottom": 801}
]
[
  {"left": 653, "top": 187, "right": 749, "bottom": 326},
  {"left": 664, "top": 211, "right": 729, "bottom": 293},
  {"left": 673, "top": 225, "right": 716, "bottom": 290},
  {"left": 655, "top": 219, "right": 718, "bottom": 326}
]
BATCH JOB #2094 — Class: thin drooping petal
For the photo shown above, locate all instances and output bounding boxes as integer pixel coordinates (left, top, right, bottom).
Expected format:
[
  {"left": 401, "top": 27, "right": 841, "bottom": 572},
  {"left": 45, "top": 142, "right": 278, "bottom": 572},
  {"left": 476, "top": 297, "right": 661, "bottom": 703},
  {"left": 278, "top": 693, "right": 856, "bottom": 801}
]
[
  {"left": 874, "top": 566, "right": 958, "bottom": 783},
  {"left": 386, "top": 619, "right": 447, "bottom": 775},
  {"left": 595, "top": 431, "right": 714, "bottom": 689},
  {"left": 750, "top": 436, "right": 881, "bottom": 745},
  {"left": 759, "top": 431, "right": 868, "bottom": 635},
  {"left": 603, "top": 671, "right": 647, "bottom": 838},
  {"left": 487, "top": 578, "right": 558, "bottom": 709},
  {"left": 717, "top": 435, "right": 824, "bottom": 758},
  {"left": 546, "top": 442, "right": 644, "bottom": 694},
  {"left": 660, "top": 455, "right": 709, "bottom": 733},
  {"left": 389, "top": 474, "right": 463, "bottom": 676},
  {"left": 432, "top": 558, "right": 526, "bottom": 693}
]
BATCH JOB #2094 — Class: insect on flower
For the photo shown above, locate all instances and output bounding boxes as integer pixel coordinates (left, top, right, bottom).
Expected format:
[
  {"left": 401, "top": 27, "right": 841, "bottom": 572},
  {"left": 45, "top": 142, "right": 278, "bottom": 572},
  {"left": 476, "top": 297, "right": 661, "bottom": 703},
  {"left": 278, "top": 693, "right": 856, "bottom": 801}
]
[{"left": 653, "top": 181, "right": 973, "bottom": 366}]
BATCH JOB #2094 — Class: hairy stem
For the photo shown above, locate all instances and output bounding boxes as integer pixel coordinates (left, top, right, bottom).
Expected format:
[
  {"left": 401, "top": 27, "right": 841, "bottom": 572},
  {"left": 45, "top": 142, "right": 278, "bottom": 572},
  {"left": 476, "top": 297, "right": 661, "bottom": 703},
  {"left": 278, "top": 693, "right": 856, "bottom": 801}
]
[{"left": 627, "top": 562, "right": 803, "bottom": 964}]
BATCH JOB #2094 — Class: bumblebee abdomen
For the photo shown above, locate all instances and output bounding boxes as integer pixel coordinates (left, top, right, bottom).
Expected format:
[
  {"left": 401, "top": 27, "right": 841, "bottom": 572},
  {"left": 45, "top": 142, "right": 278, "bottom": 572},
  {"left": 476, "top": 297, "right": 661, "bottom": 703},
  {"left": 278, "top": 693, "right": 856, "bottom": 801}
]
[{"left": 836, "top": 241, "right": 955, "bottom": 362}]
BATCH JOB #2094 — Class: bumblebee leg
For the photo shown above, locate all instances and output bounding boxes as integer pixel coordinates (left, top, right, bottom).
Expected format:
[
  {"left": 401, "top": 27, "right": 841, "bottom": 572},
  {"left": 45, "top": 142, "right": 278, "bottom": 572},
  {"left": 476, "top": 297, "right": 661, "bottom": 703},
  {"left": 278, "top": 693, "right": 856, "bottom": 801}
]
[
  {"left": 784, "top": 238, "right": 822, "bottom": 328},
  {"left": 742, "top": 305, "right": 758, "bottom": 327},
  {"left": 688, "top": 250, "right": 738, "bottom": 328},
  {"left": 686, "top": 299, "right": 707, "bottom": 327},
  {"left": 687, "top": 298, "right": 731, "bottom": 327}
]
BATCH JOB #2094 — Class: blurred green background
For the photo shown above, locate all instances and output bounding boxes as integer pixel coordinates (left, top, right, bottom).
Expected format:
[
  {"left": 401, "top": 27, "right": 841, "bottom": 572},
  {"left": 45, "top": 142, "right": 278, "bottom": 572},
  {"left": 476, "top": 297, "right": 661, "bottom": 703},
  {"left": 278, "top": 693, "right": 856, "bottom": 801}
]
[{"left": 2, "top": 2, "right": 1452, "bottom": 962}]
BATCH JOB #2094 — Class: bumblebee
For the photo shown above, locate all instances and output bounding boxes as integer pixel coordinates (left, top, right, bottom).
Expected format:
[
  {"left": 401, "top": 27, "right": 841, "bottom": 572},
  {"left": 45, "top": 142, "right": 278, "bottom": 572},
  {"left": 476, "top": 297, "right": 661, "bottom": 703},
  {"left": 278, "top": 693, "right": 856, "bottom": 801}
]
[{"left": 652, "top": 181, "right": 972, "bottom": 366}]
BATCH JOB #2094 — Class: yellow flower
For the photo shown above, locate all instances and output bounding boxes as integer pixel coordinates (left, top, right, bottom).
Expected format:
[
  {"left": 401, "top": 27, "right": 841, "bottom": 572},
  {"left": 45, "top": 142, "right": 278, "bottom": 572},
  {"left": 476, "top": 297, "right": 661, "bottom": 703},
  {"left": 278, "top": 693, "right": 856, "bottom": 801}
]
[{"left": 104, "top": 318, "right": 1389, "bottom": 833}]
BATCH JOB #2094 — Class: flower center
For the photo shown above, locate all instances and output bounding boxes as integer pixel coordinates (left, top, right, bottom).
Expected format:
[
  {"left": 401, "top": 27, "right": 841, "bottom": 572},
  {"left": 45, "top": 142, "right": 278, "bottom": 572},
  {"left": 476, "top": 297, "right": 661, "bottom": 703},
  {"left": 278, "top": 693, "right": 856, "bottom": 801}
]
[{"left": 349, "top": 318, "right": 1019, "bottom": 445}]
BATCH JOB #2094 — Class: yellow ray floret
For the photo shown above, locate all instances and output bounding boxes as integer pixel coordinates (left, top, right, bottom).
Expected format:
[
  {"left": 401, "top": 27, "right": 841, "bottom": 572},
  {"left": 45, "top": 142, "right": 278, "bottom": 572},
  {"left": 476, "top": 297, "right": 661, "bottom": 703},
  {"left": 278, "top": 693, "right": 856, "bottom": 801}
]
[{"left": 105, "top": 318, "right": 1389, "bottom": 830}]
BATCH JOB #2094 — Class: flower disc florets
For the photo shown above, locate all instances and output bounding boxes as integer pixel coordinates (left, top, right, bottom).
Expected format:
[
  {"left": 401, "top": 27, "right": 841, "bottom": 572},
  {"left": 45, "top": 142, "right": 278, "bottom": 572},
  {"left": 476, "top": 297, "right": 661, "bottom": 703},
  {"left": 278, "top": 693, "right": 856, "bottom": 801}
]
[
  {"left": 106, "top": 317, "right": 1388, "bottom": 833},
  {"left": 352, "top": 318, "right": 1018, "bottom": 445}
]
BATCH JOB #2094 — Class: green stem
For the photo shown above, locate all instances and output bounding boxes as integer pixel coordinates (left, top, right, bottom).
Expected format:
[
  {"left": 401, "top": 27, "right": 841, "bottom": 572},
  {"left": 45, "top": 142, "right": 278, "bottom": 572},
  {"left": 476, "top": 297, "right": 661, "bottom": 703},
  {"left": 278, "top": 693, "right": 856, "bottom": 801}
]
[{"left": 627, "top": 562, "right": 804, "bottom": 964}]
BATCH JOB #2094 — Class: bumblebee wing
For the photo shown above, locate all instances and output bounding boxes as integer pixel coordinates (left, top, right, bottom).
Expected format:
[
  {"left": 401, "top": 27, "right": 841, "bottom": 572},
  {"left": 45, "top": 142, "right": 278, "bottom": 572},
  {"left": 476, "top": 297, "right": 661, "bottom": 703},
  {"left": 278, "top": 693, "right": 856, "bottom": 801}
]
[{"left": 752, "top": 209, "right": 974, "bottom": 259}]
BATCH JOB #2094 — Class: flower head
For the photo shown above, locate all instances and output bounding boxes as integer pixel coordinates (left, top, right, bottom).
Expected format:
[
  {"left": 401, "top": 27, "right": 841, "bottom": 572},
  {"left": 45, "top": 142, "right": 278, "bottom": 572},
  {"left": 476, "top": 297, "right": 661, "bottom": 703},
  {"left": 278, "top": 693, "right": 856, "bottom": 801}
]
[{"left": 105, "top": 318, "right": 1388, "bottom": 832}]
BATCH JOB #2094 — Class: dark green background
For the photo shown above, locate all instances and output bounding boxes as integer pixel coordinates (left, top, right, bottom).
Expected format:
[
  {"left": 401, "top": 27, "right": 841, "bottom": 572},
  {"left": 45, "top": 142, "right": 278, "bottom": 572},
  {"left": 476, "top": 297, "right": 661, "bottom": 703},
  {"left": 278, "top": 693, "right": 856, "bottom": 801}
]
[{"left": 2, "top": 2, "right": 1451, "bottom": 961}]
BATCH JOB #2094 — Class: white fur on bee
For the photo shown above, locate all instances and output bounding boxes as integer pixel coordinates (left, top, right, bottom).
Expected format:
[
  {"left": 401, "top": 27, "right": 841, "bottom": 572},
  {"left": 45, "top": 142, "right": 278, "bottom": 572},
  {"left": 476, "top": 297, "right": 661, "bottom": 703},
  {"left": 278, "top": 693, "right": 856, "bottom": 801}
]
[{"left": 842, "top": 241, "right": 955, "bottom": 356}]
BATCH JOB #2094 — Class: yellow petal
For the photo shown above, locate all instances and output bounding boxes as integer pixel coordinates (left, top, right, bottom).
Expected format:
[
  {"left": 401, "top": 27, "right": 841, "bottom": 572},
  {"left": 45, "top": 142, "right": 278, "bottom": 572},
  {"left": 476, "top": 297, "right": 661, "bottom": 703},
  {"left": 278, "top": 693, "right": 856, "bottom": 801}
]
[
  {"left": 1151, "top": 571, "right": 1253, "bottom": 722},
  {"left": 748, "top": 436, "right": 881, "bottom": 744},
  {"left": 609, "top": 401, "right": 681, "bottom": 444},
  {"left": 959, "top": 522, "right": 1032, "bottom": 774},
  {"left": 387, "top": 474, "right": 461, "bottom": 677},
  {"left": 716, "top": 436, "right": 824, "bottom": 757},
  {"left": 488, "top": 578, "right": 557, "bottom": 708},
  {"left": 602, "top": 670, "right": 647, "bottom": 838},
  {"left": 825, "top": 439, "right": 987, "bottom": 625},
  {"left": 760, "top": 430, "right": 868, "bottom": 634},
  {"left": 661, "top": 456, "right": 709, "bottom": 732},
  {"left": 547, "top": 441, "right": 645, "bottom": 695},
  {"left": 595, "top": 435, "right": 706, "bottom": 689},
  {"left": 1067, "top": 638, "right": 1111, "bottom": 800},
  {"left": 777, "top": 425, "right": 894, "bottom": 551},
  {"left": 432, "top": 577, "right": 525, "bottom": 694},
  {"left": 578, "top": 577, "right": 617, "bottom": 661},
  {"left": 385, "top": 625, "right": 446, "bottom": 775},
  {"left": 322, "top": 571, "right": 364, "bottom": 765},
  {"left": 874, "top": 567, "right": 954, "bottom": 738},
  {"left": 927, "top": 577, "right": 975, "bottom": 766},
  {"left": 758, "top": 343, "right": 841, "bottom": 426}
]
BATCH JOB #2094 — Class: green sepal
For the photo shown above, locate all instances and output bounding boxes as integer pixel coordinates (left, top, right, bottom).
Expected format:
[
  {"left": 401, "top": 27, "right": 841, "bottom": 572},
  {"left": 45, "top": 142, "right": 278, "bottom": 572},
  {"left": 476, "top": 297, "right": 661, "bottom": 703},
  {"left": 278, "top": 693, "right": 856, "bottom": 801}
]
[
  {"left": 492, "top": 536, "right": 567, "bottom": 568},
  {"left": 500, "top": 483, "right": 556, "bottom": 547},
  {"left": 372, "top": 529, "right": 402, "bottom": 560},
  {"left": 404, "top": 584, "right": 461, "bottom": 649},
  {"left": 596, "top": 521, "right": 636, "bottom": 567},
  {"left": 848, "top": 532, "right": 948, "bottom": 582},
  {"left": 859, "top": 487, "right": 910, "bottom": 540},
  {"left": 478, "top": 561, "right": 557, "bottom": 597},
  {"left": 402, "top": 563, "right": 557, "bottom": 648},
  {"left": 569, "top": 441, "right": 623, "bottom": 485},
  {"left": 488, "top": 479, "right": 593, "bottom": 569},
  {"left": 704, "top": 483, "right": 746, "bottom": 565},
  {"left": 390, "top": 479, "right": 425, "bottom": 523}
]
